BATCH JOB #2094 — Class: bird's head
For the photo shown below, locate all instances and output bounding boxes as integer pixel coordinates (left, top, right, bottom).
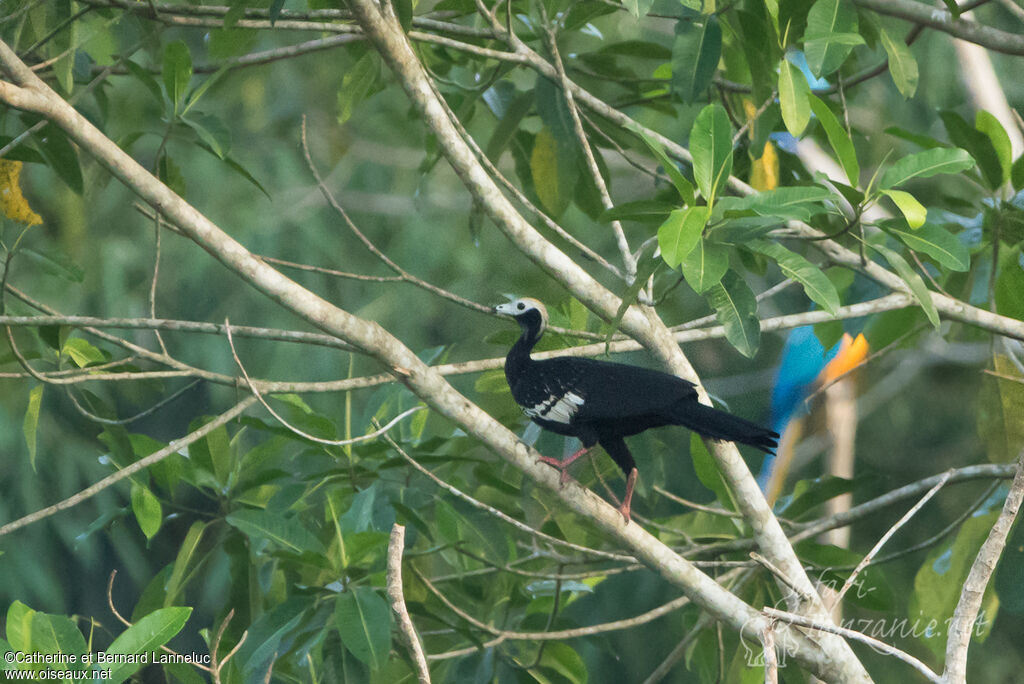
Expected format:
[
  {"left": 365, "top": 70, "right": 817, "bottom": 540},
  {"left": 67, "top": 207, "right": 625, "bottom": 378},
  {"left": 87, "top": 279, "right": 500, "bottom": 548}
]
[{"left": 495, "top": 297, "right": 548, "bottom": 339}]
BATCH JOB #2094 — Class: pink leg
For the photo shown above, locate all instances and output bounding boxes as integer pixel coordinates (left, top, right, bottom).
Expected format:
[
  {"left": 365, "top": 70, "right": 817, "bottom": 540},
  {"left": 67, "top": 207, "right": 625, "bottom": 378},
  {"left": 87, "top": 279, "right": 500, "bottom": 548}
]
[
  {"left": 618, "top": 468, "right": 638, "bottom": 523},
  {"left": 538, "top": 446, "right": 590, "bottom": 485}
]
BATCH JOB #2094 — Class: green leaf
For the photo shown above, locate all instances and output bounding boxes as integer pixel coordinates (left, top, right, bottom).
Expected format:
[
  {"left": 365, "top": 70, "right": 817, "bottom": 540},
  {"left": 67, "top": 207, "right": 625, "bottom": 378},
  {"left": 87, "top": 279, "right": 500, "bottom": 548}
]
[
  {"left": 671, "top": 16, "right": 722, "bottom": 102},
  {"left": 531, "top": 127, "right": 571, "bottom": 217},
  {"left": 635, "top": 130, "right": 696, "bottom": 205},
  {"left": 536, "top": 642, "right": 588, "bottom": 684},
  {"left": 338, "top": 53, "right": 380, "bottom": 125},
  {"left": 485, "top": 90, "right": 532, "bottom": 162},
  {"left": 885, "top": 222, "right": 970, "bottom": 271},
  {"left": 181, "top": 64, "right": 231, "bottom": 117},
  {"left": 163, "top": 521, "right": 205, "bottom": 608},
  {"left": 804, "top": 0, "right": 862, "bottom": 77},
  {"left": 681, "top": 238, "right": 729, "bottom": 293},
  {"left": 182, "top": 114, "right": 231, "bottom": 159},
  {"left": 724, "top": 184, "right": 835, "bottom": 220},
  {"left": 474, "top": 369, "right": 508, "bottom": 394},
  {"left": 340, "top": 484, "right": 380, "bottom": 534},
  {"left": 33, "top": 125, "right": 83, "bottom": 194},
  {"left": 910, "top": 504, "right": 1002, "bottom": 659},
  {"left": 808, "top": 94, "right": 859, "bottom": 185},
  {"left": 623, "top": 0, "right": 655, "bottom": 18},
  {"left": 335, "top": 588, "right": 392, "bottom": 670},
  {"left": 6, "top": 601, "right": 35, "bottom": 653},
  {"left": 940, "top": 111, "right": 1003, "bottom": 189},
  {"left": 690, "top": 104, "right": 733, "bottom": 205},
  {"left": 124, "top": 60, "right": 164, "bottom": 105},
  {"left": 706, "top": 270, "right": 760, "bottom": 357},
  {"left": 157, "top": 153, "right": 186, "bottom": 198},
  {"left": 979, "top": 355, "right": 1024, "bottom": 463},
  {"left": 995, "top": 505, "right": 1024, "bottom": 613},
  {"left": 689, "top": 433, "right": 734, "bottom": 509},
  {"left": 62, "top": 337, "right": 107, "bottom": 367},
  {"left": 435, "top": 498, "right": 509, "bottom": 563},
  {"left": 189, "top": 421, "right": 232, "bottom": 486},
  {"left": 778, "top": 475, "right": 857, "bottom": 518},
  {"left": 394, "top": 0, "right": 413, "bottom": 31},
  {"left": 599, "top": 200, "right": 675, "bottom": 223},
  {"left": 162, "top": 40, "right": 193, "bottom": 112},
  {"left": 995, "top": 250, "right": 1024, "bottom": 321},
  {"left": 737, "top": 8, "right": 778, "bottom": 102},
  {"left": 605, "top": 244, "right": 662, "bottom": 348},
  {"left": 226, "top": 508, "right": 326, "bottom": 554},
  {"left": 211, "top": 151, "right": 270, "bottom": 199},
  {"left": 975, "top": 110, "right": 1012, "bottom": 185},
  {"left": 884, "top": 126, "right": 945, "bottom": 150},
  {"left": 104, "top": 607, "right": 192, "bottom": 683},
  {"left": 268, "top": 0, "right": 286, "bottom": 23},
  {"left": 21, "top": 247, "right": 84, "bottom": 283},
  {"left": 749, "top": 240, "right": 840, "bottom": 315},
  {"left": 880, "top": 147, "right": 975, "bottom": 189},
  {"left": 778, "top": 59, "right": 810, "bottom": 137},
  {"left": 1012, "top": 153, "right": 1024, "bottom": 192},
  {"left": 881, "top": 189, "right": 926, "bottom": 228},
  {"left": 131, "top": 483, "right": 162, "bottom": 540},
  {"left": 29, "top": 612, "right": 88, "bottom": 661},
  {"left": 872, "top": 242, "right": 940, "bottom": 329},
  {"left": 23, "top": 385, "right": 43, "bottom": 471},
  {"left": 879, "top": 27, "right": 918, "bottom": 97},
  {"left": 658, "top": 207, "right": 707, "bottom": 268}
]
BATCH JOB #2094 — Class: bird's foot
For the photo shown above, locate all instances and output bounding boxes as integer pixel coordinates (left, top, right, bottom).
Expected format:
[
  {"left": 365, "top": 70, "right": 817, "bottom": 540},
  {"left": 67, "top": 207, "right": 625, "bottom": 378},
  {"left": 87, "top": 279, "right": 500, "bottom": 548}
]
[
  {"left": 537, "top": 456, "right": 575, "bottom": 486},
  {"left": 618, "top": 468, "right": 638, "bottom": 524},
  {"left": 537, "top": 447, "right": 590, "bottom": 487}
]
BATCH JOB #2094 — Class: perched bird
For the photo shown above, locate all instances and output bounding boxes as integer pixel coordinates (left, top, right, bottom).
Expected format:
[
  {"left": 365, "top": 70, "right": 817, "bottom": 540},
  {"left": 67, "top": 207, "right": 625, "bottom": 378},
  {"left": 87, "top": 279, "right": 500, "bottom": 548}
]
[{"left": 495, "top": 297, "right": 778, "bottom": 522}]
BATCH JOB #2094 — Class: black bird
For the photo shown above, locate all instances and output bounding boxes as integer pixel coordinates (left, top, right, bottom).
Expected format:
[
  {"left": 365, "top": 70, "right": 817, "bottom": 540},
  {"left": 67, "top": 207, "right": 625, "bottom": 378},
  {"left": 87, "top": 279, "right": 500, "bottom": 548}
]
[{"left": 495, "top": 297, "right": 778, "bottom": 522}]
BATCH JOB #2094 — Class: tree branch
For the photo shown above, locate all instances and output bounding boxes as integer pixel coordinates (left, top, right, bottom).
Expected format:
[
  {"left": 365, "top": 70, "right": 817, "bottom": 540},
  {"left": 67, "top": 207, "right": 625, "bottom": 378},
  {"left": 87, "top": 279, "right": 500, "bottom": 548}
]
[
  {"left": 0, "top": 396, "right": 257, "bottom": 538},
  {"left": 852, "top": 0, "right": 1024, "bottom": 55},
  {"left": 0, "top": 35, "right": 864, "bottom": 681},
  {"left": 943, "top": 450, "right": 1024, "bottom": 683},
  {"left": 387, "top": 525, "right": 431, "bottom": 684}
]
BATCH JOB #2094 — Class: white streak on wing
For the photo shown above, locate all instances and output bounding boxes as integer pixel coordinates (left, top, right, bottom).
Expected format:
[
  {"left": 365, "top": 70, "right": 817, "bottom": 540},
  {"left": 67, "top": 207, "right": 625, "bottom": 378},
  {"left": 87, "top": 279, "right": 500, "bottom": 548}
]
[{"left": 523, "top": 391, "right": 584, "bottom": 424}]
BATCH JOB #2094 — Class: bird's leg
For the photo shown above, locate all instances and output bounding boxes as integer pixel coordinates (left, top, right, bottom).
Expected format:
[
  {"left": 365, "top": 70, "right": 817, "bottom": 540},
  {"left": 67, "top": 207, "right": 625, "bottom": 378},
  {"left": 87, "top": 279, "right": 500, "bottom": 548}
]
[
  {"left": 619, "top": 468, "right": 638, "bottom": 523},
  {"left": 537, "top": 446, "right": 590, "bottom": 485}
]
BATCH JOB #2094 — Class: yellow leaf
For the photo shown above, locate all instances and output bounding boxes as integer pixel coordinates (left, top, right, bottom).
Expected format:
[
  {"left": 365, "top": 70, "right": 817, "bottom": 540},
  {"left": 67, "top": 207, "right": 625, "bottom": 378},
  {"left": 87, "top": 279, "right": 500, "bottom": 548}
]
[
  {"left": 750, "top": 141, "right": 779, "bottom": 191},
  {"left": 0, "top": 159, "right": 43, "bottom": 226}
]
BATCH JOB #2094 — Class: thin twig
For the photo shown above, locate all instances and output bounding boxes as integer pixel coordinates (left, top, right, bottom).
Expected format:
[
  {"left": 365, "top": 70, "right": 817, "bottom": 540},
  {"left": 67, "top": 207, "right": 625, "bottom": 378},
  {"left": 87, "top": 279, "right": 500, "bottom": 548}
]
[
  {"left": 750, "top": 552, "right": 815, "bottom": 605},
  {"left": 209, "top": 610, "right": 247, "bottom": 684},
  {"left": 63, "top": 379, "right": 201, "bottom": 426},
  {"left": 387, "top": 525, "right": 431, "bottom": 684},
  {"left": 832, "top": 469, "right": 953, "bottom": 607},
  {"left": 542, "top": 13, "right": 635, "bottom": 278},
  {"left": 225, "top": 318, "right": 424, "bottom": 446},
  {"left": 944, "top": 450, "right": 1024, "bottom": 683},
  {"left": 108, "top": 570, "right": 213, "bottom": 673},
  {"left": 379, "top": 427, "right": 635, "bottom": 562},
  {"left": 763, "top": 619, "right": 778, "bottom": 684},
  {"left": 0, "top": 397, "right": 256, "bottom": 537}
]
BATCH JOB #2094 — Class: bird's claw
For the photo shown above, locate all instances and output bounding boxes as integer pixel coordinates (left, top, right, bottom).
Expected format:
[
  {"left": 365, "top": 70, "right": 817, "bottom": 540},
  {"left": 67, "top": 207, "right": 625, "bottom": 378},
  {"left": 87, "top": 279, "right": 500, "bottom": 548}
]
[
  {"left": 537, "top": 456, "right": 573, "bottom": 488},
  {"left": 618, "top": 502, "right": 631, "bottom": 524}
]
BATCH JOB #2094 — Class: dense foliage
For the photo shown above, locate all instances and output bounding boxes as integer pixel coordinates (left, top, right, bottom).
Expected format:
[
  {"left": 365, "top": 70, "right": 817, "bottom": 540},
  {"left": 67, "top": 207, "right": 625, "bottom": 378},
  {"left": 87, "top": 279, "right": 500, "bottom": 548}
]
[{"left": 2, "top": 0, "right": 1024, "bottom": 682}]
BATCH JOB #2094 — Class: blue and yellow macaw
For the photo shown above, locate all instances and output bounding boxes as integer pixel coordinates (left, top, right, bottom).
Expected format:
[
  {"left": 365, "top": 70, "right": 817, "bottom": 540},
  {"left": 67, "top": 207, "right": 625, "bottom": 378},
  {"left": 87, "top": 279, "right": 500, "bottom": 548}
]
[{"left": 759, "top": 327, "right": 868, "bottom": 503}]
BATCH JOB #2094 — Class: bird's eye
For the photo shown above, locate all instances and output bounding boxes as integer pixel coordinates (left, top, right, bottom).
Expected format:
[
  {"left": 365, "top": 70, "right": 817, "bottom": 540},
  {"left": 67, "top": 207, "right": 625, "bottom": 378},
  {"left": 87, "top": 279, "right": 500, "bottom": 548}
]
[{"left": 517, "top": 302, "right": 525, "bottom": 310}]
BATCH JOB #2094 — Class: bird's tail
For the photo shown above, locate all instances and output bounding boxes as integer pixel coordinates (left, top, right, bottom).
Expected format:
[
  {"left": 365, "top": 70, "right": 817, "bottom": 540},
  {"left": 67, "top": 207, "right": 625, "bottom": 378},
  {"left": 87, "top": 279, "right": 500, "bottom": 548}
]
[{"left": 672, "top": 402, "right": 778, "bottom": 454}]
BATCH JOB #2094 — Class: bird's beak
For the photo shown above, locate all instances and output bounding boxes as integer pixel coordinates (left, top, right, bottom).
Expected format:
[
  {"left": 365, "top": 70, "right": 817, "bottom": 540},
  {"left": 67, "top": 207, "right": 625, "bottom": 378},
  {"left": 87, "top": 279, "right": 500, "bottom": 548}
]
[{"left": 494, "top": 302, "right": 513, "bottom": 316}]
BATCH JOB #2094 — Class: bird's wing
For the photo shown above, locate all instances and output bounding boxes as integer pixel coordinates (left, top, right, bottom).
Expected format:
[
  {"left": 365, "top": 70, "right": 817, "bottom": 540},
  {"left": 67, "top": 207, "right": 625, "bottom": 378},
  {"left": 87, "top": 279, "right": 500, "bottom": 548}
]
[{"left": 526, "top": 356, "right": 698, "bottom": 422}]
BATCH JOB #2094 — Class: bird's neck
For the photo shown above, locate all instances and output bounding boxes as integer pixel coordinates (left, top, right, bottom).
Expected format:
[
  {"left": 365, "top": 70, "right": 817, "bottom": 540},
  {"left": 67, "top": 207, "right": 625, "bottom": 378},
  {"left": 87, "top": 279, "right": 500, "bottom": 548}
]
[{"left": 505, "top": 321, "right": 542, "bottom": 383}]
